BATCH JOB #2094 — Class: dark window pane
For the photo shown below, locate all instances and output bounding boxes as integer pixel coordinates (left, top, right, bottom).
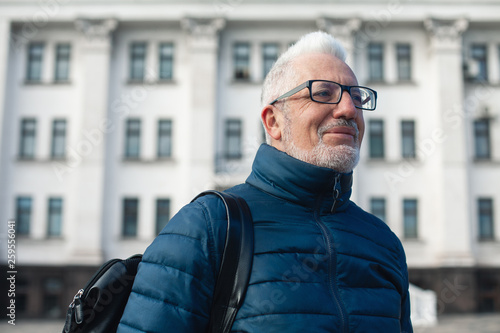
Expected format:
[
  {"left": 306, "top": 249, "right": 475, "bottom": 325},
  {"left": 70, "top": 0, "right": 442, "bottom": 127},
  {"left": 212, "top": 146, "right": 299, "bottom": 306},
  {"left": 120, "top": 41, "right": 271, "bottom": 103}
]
[
  {"left": 47, "top": 198, "right": 63, "bottom": 237},
  {"left": 262, "top": 43, "right": 279, "bottom": 78},
  {"left": 369, "top": 119, "right": 384, "bottom": 158},
  {"left": 234, "top": 43, "right": 250, "bottom": 80},
  {"left": 156, "top": 199, "right": 170, "bottom": 235},
  {"left": 157, "top": 120, "right": 172, "bottom": 158},
  {"left": 130, "top": 42, "right": 146, "bottom": 80},
  {"left": 397, "top": 44, "right": 411, "bottom": 81},
  {"left": 27, "top": 43, "right": 44, "bottom": 81},
  {"left": 404, "top": 199, "right": 418, "bottom": 239},
  {"left": 225, "top": 119, "right": 242, "bottom": 159},
  {"left": 371, "top": 198, "right": 386, "bottom": 222},
  {"left": 471, "top": 44, "right": 488, "bottom": 81},
  {"left": 159, "top": 43, "right": 174, "bottom": 80},
  {"left": 368, "top": 43, "right": 384, "bottom": 81},
  {"left": 19, "top": 118, "right": 36, "bottom": 159},
  {"left": 122, "top": 198, "right": 138, "bottom": 237},
  {"left": 402, "top": 120, "right": 416, "bottom": 158},
  {"left": 125, "top": 119, "right": 141, "bottom": 158},
  {"left": 16, "top": 197, "right": 32, "bottom": 235},
  {"left": 474, "top": 119, "right": 491, "bottom": 159},
  {"left": 54, "top": 44, "right": 71, "bottom": 81},
  {"left": 478, "top": 198, "right": 494, "bottom": 240},
  {"left": 51, "top": 119, "right": 66, "bottom": 158}
]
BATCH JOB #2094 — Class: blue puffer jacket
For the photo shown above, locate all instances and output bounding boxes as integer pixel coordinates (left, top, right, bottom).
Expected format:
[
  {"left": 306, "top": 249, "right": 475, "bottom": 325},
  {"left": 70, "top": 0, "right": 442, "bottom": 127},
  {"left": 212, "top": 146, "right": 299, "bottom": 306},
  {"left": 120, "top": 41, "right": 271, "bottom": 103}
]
[{"left": 118, "top": 144, "right": 413, "bottom": 333}]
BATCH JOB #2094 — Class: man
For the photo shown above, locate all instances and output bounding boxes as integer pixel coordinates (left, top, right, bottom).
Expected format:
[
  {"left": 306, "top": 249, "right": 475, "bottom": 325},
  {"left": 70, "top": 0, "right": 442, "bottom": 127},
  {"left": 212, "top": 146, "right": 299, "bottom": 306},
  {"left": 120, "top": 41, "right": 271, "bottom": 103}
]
[{"left": 118, "top": 31, "right": 413, "bottom": 332}]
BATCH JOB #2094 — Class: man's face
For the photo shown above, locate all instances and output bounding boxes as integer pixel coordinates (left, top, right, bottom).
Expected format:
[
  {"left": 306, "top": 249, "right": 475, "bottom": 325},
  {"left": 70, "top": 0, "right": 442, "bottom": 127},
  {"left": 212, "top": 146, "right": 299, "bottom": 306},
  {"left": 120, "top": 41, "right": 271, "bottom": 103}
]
[{"left": 271, "top": 53, "right": 365, "bottom": 172}]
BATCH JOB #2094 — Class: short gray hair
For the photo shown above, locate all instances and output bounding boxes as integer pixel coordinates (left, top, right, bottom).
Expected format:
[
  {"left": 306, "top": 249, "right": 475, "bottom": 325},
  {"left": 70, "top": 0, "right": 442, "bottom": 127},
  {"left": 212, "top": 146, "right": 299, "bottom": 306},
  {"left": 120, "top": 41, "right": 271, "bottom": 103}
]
[{"left": 261, "top": 31, "right": 347, "bottom": 108}]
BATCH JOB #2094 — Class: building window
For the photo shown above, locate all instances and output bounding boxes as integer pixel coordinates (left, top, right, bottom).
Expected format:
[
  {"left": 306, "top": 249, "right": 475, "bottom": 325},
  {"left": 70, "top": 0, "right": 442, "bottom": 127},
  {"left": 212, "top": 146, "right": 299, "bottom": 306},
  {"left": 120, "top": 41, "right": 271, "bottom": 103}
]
[
  {"left": 159, "top": 43, "right": 174, "bottom": 80},
  {"left": 19, "top": 118, "right": 36, "bottom": 159},
  {"left": 474, "top": 119, "right": 491, "bottom": 160},
  {"left": 43, "top": 278, "right": 63, "bottom": 318},
  {"left": 470, "top": 44, "right": 488, "bottom": 81},
  {"left": 157, "top": 119, "right": 173, "bottom": 158},
  {"left": 370, "top": 198, "right": 387, "bottom": 222},
  {"left": 225, "top": 119, "right": 242, "bottom": 159},
  {"left": 130, "top": 42, "right": 146, "bottom": 81},
  {"left": 54, "top": 43, "right": 70, "bottom": 81},
  {"left": 403, "top": 199, "right": 418, "bottom": 239},
  {"left": 16, "top": 197, "right": 32, "bottom": 236},
  {"left": 26, "top": 42, "right": 44, "bottom": 81},
  {"left": 125, "top": 119, "right": 141, "bottom": 159},
  {"left": 396, "top": 44, "right": 411, "bottom": 81},
  {"left": 368, "top": 43, "right": 384, "bottom": 81},
  {"left": 478, "top": 198, "right": 494, "bottom": 240},
  {"left": 233, "top": 42, "right": 250, "bottom": 80},
  {"left": 401, "top": 120, "right": 416, "bottom": 158},
  {"left": 369, "top": 119, "right": 384, "bottom": 159},
  {"left": 156, "top": 199, "right": 170, "bottom": 235},
  {"left": 47, "top": 198, "right": 63, "bottom": 237},
  {"left": 122, "top": 198, "right": 139, "bottom": 237},
  {"left": 51, "top": 119, "right": 66, "bottom": 159},
  {"left": 262, "top": 43, "right": 279, "bottom": 78}
]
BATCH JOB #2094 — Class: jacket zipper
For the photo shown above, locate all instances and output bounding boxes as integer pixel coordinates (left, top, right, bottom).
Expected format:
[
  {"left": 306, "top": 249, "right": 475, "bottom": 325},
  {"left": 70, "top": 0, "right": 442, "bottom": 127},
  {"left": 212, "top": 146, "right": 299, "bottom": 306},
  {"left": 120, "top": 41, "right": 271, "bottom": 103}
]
[
  {"left": 315, "top": 179, "right": 348, "bottom": 333},
  {"left": 331, "top": 174, "right": 342, "bottom": 213}
]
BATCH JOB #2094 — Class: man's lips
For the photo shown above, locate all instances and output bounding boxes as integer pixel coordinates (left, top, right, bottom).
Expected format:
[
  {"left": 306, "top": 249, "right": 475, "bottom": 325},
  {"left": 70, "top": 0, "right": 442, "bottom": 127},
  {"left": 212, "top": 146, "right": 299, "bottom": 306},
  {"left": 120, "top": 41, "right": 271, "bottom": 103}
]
[{"left": 324, "top": 126, "right": 357, "bottom": 137}]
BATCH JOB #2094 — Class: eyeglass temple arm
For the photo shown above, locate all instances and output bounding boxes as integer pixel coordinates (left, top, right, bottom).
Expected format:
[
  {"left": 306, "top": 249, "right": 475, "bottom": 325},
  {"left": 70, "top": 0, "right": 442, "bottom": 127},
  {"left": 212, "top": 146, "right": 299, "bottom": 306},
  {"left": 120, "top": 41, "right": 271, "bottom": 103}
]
[{"left": 269, "top": 81, "right": 309, "bottom": 105}]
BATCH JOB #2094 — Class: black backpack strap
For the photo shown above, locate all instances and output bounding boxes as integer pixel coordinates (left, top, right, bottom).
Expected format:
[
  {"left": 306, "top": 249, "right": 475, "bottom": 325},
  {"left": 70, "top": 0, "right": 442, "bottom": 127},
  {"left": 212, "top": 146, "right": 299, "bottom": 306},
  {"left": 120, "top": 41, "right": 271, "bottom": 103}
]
[{"left": 192, "top": 190, "right": 254, "bottom": 333}]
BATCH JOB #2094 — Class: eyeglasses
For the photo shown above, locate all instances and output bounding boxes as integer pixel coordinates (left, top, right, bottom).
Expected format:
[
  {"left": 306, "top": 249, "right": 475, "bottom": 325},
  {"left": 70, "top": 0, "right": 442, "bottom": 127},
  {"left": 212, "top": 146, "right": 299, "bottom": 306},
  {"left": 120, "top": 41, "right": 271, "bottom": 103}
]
[{"left": 269, "top": 80, "right": 377, "bottom": 111}]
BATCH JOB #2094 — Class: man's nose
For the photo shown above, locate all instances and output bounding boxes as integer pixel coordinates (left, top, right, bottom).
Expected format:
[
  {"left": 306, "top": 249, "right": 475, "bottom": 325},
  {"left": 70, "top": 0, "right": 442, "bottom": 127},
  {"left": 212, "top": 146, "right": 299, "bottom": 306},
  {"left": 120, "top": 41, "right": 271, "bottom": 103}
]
[{"left": 333, "top": 90, "right": 358, "bottom": 119}]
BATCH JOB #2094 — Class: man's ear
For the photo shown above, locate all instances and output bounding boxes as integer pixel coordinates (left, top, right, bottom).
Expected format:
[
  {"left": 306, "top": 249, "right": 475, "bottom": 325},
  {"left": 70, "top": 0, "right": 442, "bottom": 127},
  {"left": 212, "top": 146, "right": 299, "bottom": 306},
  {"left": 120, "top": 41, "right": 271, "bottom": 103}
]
[{"left": 261, "top": 105, "right": 283, "bottom": 141}]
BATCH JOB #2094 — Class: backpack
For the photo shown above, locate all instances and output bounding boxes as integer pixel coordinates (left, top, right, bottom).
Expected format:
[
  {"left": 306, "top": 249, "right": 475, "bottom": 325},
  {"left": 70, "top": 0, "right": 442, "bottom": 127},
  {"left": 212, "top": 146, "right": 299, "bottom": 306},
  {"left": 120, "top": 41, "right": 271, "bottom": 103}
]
[{"left": 63, "top": 190, "right": 254, "bottom": 333}]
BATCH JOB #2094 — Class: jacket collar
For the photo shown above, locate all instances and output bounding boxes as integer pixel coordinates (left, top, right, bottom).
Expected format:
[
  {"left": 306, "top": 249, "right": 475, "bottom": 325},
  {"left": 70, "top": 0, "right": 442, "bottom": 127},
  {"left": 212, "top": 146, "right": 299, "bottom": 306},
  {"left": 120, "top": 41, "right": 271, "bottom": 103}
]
[{"left": 246, "top": 144, "right": 353, "bottom": 213}]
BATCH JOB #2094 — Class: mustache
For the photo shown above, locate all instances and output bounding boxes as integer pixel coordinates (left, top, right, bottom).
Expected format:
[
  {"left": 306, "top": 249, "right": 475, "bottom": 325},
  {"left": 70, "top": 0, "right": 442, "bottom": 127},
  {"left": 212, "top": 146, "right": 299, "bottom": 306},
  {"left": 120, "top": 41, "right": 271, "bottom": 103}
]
[{"left": 318, "top": 119, "right": 359, "bottom": 139}]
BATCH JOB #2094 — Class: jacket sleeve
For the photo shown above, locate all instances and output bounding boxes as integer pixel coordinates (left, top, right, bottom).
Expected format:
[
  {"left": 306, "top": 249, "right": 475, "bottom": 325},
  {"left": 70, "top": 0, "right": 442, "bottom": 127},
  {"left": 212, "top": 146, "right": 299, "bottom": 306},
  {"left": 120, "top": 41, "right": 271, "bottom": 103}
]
[
  {"left": 117, "top": 197, "right": 227, "bottom": 333},
  {"left": 399, "top": 247, "right": 413, "bottom": 333}
]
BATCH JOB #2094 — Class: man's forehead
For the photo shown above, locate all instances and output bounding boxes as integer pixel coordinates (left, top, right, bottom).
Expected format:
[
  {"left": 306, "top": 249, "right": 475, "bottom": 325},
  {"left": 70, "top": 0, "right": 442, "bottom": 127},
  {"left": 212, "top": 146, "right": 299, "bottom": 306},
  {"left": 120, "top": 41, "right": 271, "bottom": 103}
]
[{"left": 291, "top": 53, "right": 358, "bottom": 84}]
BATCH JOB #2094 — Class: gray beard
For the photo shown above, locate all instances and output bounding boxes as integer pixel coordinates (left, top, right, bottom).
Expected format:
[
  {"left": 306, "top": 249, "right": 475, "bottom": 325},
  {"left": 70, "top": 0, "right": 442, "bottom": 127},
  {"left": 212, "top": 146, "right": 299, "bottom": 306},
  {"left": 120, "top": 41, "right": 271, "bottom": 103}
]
[{"left": 282, "top": 118, "right": 360, "bottom": 173}]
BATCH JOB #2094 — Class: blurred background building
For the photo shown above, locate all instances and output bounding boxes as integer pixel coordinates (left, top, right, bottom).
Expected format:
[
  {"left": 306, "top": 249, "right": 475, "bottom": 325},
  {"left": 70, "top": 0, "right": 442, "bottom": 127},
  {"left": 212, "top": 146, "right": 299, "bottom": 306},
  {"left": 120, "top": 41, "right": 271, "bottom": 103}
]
[{"left": 0, "top": 0, "right": 499, "bottom": 320}]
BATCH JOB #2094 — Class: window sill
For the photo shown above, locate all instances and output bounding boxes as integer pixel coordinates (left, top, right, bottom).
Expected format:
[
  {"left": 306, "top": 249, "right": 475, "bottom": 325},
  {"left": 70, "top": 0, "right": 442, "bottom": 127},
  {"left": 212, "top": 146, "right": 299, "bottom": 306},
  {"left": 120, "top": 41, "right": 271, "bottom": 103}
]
[
  {"left": 17, "top": 157, "right": 68, "bottom": 163},
  {"left": 24, "top": 80, "right": 72, "bottom": 85},
  {"left": 126, "top": 79, "right": 176, "bottom": 85},
  {"left": 365, "top": 80, "right": 417, "bottom": 86},
  {"left": 122, "top": 157, "right": 176, "bottom": 163},
  {"left": 473, "top": 159, "right": 500, "bottom": 165}
]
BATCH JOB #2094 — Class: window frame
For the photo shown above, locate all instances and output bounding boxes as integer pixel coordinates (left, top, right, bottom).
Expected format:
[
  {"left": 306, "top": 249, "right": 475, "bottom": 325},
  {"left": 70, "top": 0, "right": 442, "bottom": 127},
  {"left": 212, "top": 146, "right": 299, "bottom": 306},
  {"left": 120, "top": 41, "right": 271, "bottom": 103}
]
[
  {"left": 403, "top": 198, "right": 418, "bottom": 239},
  {"left": 369, "top": 119, "right": 385, "bottom": 159},
  {"left": 54, "top": 43, "right": 71, "bottom": 82},
  {"left": 368, "top": 42, "right": 384, "bottom": 82},
  {"left": 396, "top": 43, "right": 412, "bottom": 81},
  {"left": 122, "top": 198, "right": 139, "bottom": 237},
  {"left": 26, "top": 42, "right": 44, "bottom": 82},
  {"left": 224, "top": 118, "right": 242, "bottom": 159},
  {"left": 129, "top": 42, "right": 147, "bottom": 81},
  {"left": 16, "top": 197, "right": 32, "bottom": 236},
  {"left": 474, "top": 118, "right": 491, "bottom": 160},
  {"left": 124, "top": 118, "right": 141, "bottom": 159},
  {"left": 19, "top": 118, "right": 37, "bottom": 159},
  {"left": 233, "top": 42, "right": 251, "bottom": 80},
  {"left": 47, "top": 197, "right": 63, "bottom": 237},
  {"left": 401, "top": 120, "right": 416, "bottom": 159},
  {"left": 478, "top": 198, "right": 495, "bottom": 241},
  {"left": 158, "top": 42, "right": 174, "bottom": 81},
  {"left": 155, "top": 198, "right": 171, "bottom": 235},
  {"left": 51, "top": 119, "right": 66, "bottom": 159}
]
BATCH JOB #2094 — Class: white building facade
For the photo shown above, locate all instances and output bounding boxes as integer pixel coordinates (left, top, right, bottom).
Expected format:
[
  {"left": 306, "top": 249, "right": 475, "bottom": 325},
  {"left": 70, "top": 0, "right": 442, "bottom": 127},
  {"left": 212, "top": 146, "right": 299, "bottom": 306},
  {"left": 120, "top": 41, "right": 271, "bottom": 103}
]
[{"left": 0, "top": 0, "right": 499, "bottom": 319}]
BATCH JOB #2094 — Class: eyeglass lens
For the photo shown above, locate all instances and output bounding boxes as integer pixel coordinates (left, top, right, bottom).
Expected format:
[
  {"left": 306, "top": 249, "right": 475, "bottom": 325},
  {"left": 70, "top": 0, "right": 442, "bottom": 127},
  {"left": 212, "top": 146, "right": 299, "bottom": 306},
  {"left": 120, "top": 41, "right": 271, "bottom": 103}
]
[{"left": 311, "top": 81, "right": 375, "bottom": 110}]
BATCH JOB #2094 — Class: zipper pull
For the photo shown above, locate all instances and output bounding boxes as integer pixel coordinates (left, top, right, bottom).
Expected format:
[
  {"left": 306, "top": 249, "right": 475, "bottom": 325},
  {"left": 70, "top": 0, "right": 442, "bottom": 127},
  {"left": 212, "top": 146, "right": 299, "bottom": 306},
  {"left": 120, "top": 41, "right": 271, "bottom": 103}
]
[
  {"left": 64, "top": 289, "right": 84, "bottom": 332},
  {"left": 331, "top": 174, "right": 342, "bottom": 213}
]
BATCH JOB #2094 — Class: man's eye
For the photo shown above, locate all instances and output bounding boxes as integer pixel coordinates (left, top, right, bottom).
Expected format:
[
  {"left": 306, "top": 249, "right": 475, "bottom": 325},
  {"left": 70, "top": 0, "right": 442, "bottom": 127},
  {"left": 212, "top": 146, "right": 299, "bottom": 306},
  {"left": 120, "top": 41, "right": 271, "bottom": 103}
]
[{"left": 314, "top": 90, "right": 333, "bottom": 98}]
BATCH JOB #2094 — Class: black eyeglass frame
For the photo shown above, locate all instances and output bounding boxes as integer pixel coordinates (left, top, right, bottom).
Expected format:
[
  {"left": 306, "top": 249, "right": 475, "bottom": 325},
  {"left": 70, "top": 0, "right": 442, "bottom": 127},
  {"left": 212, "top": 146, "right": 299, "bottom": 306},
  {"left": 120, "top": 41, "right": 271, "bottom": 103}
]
[{"left": 269, "top": 79, "right": 378, "bottom": 111}]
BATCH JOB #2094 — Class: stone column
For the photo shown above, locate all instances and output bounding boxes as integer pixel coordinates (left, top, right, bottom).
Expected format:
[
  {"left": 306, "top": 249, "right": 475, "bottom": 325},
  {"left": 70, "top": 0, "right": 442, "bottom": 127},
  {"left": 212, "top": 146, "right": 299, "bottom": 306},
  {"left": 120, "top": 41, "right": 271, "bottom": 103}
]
[
  {"left": 424, "top": 18, "right": 474, "bottom": 266},
  {"left": 180, "top": 18, "right": 225, "bottom": 200},
  {"left": 0, "top": 19, "right": 10, "bottom": 230},
  {"left": 316, "top": 18, "right": 361, "bottom": 67},
  {"left": 68, "top": 18, "right": 117, "bottom": 264}
]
